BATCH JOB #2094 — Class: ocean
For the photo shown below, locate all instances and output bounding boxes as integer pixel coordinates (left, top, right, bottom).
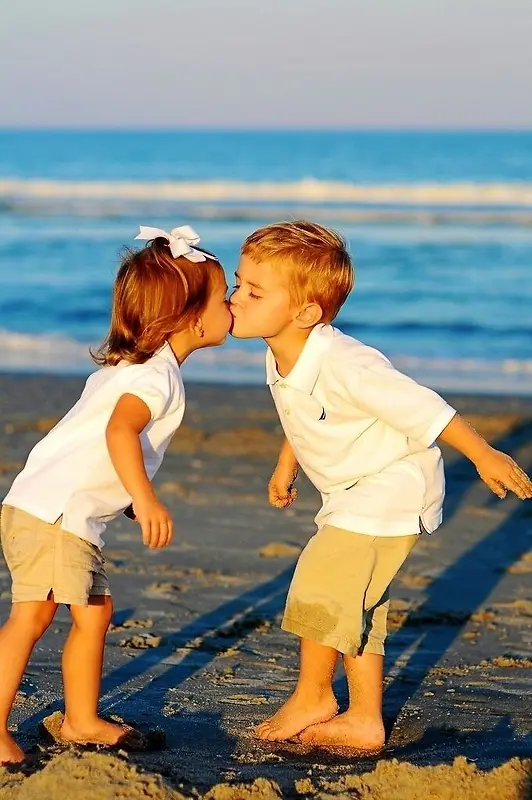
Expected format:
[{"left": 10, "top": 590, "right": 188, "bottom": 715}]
[{"left": 1, "top": 130, "right": 532, "bottom": 395}]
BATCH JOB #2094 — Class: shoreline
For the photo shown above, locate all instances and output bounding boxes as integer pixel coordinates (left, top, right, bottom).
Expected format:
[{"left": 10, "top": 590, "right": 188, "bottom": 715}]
[
  {"left": 3, "top": 368, "right": 532, "bottom": 405},
  {"left": 0, "top": 375, "right": 531, "bottom": 797}
]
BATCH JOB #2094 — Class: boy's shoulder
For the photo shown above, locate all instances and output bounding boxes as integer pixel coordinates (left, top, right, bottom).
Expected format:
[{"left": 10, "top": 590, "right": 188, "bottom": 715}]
[
  {"left": 318, "top": 325, "right": 391, "bottom": 373},
  {"left": 266, "top": 325, "right": 393, "bottom": 395}
]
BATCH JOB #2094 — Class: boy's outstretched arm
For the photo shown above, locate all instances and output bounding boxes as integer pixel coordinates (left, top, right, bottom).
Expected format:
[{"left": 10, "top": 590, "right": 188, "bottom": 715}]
[
  {"left": 269, "top": 437, "right": 299, "bottom": 508},
  {"left": 438, "top": 414, "right": 532, "bottom": 500}
]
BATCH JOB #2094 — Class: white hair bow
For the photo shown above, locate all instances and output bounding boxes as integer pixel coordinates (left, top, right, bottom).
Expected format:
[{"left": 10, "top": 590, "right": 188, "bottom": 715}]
[{"left": 134, "top": 224, "right": 216, "bottom": 263}]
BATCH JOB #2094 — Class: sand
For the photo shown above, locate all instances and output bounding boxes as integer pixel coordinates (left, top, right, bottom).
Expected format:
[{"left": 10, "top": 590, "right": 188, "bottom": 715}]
[
  {"left": 1, "top": 752, "right": 530, "bottom": 799},
  {"left": 0, "top": 376, "right": 531, "bottom": 798}
]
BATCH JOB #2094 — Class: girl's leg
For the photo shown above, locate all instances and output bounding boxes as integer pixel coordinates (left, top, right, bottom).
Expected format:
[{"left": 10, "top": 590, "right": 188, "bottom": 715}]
[
  {"left": 0, "top": 598, "right": 58, "bottom": 764},
  {"left": 255, "top": 637, "right": 339, "bottom": 741},
  {"left": 60, "top": 595, "right": 127, "bottom": 744}
]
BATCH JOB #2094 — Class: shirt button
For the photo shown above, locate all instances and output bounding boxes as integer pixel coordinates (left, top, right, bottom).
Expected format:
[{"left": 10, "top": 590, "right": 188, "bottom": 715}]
[
  {"left": 284, "top": 409, "right": 291, "bottom": 415},
  {"left": 279, "top": 383, "right": 287, "bottom": 389}
]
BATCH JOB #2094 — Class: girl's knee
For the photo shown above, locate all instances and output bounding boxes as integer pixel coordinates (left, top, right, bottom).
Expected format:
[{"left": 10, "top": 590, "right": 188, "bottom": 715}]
[
  {"left": 10, "top": 601, "right": 57, "bottom": 640},
  {"left": 70, "top": 595, "right": 113, "bottom": 632}
]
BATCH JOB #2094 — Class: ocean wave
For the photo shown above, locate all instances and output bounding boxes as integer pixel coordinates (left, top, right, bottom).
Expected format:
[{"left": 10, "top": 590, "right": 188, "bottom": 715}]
[
  {"left": 2, "top": 178, "right": 532, "bottom": 208},
  {"left": 341, "top": 320, "right": 532, "bottom": 337},
  {"left": 0, "top": 331, "right": 92, "bottom": 372},
  {"left": 1, "top": 330, "right": 532, "bottom": 395},
  {"left": 3, "top": 200, "right": 532, "bottom": 228}
]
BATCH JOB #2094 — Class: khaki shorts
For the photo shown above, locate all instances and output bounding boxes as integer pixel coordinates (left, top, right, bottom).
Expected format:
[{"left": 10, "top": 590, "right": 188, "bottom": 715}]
[
  {"left": 282, "top": 525, "right": 418, "bottom": 657},
  {"left": 0, "top": 505, "right": 110, "bottom": 606}
]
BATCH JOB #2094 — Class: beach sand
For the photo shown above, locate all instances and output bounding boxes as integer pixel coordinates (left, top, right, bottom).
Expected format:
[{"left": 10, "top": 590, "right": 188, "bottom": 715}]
[{"left": 0, "top": 375, "right": 531, "bottom": 798}]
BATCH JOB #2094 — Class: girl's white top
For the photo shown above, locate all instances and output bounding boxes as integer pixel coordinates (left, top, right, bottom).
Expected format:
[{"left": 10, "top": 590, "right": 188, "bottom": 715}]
[{"left": 3, "top": 343, "right": 185, "bottom": 548}]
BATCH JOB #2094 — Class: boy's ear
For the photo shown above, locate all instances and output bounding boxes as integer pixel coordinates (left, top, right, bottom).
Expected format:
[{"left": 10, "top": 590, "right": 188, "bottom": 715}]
[{"left": 294, "top": 302, "right": 323, "bottom": 329}]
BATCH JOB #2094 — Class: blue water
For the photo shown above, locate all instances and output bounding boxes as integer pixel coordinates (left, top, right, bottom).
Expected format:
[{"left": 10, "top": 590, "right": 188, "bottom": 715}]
[{"left": 1, "top": 130, "right": 532, "bottom": 394}]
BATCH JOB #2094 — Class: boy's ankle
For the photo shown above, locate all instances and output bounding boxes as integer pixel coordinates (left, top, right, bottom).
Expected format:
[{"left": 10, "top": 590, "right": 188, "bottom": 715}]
[{"left": 344, "top": 708, "right": 383, "bottom": 724}]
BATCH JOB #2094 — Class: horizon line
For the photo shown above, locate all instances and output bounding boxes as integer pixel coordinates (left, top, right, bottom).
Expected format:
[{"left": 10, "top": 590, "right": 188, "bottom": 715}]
[{"left": 1, "top": 125, "right": 532, "bottom": 135}]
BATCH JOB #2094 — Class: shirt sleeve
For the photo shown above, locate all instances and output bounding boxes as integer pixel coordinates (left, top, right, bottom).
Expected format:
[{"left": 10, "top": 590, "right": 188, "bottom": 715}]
[
  {"left": 349, "top": 358, "right": 456, "bottom": 446},
  {"left": 123, "top": 365, "right": 179, "bottom": 422}
]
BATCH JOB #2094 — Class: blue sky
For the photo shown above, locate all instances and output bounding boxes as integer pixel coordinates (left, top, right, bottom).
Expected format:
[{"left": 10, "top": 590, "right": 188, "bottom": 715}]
[{"left": 2, "top": 0, "right": 531, "bottom": 128}]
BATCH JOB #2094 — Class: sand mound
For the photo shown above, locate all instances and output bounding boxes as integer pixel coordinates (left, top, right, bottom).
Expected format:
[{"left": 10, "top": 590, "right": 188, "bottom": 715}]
[
  {"left": 0, "top": 751, "right": 186, "bottom": 800},
  {"left": 314, "top": 756, "right": 532, "bottom": 800},
  {"left": 0, "top": 752, "right": 531, "bottom": 800},
  {"left": 205, "top": 778, "right": 281, "bottom": 800}
]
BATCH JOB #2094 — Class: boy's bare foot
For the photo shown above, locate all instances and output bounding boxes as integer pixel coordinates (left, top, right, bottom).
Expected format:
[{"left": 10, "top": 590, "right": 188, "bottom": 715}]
[
  {"left": 0, "top": 732, "right": 25, "bottom": 765},
  {"left": 255, "top": 690, "right": 338, "bottom": 741},
  {"left": 60, "top": 716, "right": 142, "bottom": 747},
  {"left": 298, "top": 711, "right": 385, "bottom": 753}
]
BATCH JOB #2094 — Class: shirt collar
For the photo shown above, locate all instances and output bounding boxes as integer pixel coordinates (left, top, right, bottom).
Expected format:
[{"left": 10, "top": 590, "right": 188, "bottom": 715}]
[
  {"left": 155, "top": 341, "right": 180, "bottom": 367},
  {"left": 266, "top": 324, "right": 332, "bottom": 394}
]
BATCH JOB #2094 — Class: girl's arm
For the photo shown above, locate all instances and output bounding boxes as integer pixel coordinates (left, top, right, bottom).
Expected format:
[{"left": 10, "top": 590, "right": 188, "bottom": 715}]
[
  {"left": 438, "top": 414, "right": 532, "bottom": 500},
  {"left": 106, "top": 393, "right": 173, "bottom": 548}
]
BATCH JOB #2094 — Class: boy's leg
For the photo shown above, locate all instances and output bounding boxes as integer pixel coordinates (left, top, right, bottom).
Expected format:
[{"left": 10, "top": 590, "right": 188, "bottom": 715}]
[
  {"left": 300, "top": 534, "right": 418, "bottom": 750},
  {"left": 299, "top": 647, "right": 386, "bottom": 751},
  {"left": 256, "top": 526, "right": 377, "bottom": 741},
  {"left": 0, "top": 598, "right": 58, "bottom": 763},
  {"left": 61, "top": 595, "right": 130, "bottom": 744},
  {"left": 255, "top": 637, "right": 339, "bottom": 741}
]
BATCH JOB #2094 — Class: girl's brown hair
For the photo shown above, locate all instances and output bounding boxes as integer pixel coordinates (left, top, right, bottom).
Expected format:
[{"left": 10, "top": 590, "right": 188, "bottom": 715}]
[{"left": 92, "top": 237, "right": 223, "bottom": 366}]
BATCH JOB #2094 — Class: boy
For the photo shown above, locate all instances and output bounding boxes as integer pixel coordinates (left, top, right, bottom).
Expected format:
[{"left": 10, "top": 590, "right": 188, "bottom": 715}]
[{"left": 230, "top": 221, "right": 532, "bottom": 753}]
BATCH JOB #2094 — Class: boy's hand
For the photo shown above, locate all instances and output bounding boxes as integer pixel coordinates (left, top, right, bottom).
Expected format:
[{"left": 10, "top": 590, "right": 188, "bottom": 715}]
[
  {"left": 475, "top": 447, "right": 532, "bottom": 500},
  {"left": 133, "top": 495, "right": 174, "bottom": 548},
  {"left": 268, "top": 462, "right": 299, "bottom": 508}
]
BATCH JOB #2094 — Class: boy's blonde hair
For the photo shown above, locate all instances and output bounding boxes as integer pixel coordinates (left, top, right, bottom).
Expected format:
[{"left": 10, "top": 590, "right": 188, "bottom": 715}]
[{"left": 241, "top": 221, "right": 354, "bottom": 323}]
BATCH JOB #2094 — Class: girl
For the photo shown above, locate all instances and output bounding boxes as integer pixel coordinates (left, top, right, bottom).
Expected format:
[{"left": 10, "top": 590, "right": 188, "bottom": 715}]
[{"left": 0, "top": 225, "right": 231, "bottom": 764}]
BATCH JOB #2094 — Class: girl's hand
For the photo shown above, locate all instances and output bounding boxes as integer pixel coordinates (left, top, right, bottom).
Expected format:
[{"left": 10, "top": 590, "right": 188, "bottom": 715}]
[
  {"left": 133, "top": 495, "right": 174, "bottom": 548},
  {"left": 475, "top": 447, "right": 532, "bottom": 500},
  {"left": 268, "top": 462, "right": 299, "bottom": 508}
]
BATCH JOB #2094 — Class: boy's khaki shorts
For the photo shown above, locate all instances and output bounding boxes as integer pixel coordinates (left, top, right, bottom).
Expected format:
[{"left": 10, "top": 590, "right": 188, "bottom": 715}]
[
  {"left": 282, "top": 525, "right": 418, "bottom": 657},
  {"left": 0, "top": 505, "right": 110, "bottom": 607}
]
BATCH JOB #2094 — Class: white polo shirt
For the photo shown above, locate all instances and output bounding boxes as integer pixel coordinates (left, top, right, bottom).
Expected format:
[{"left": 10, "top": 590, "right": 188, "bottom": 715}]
[
  {"left": 267, "top": 325, "right": 456, "bottom": 536},
  {"left": 3, "top": 343, "right": 185, "bottom": 548}
]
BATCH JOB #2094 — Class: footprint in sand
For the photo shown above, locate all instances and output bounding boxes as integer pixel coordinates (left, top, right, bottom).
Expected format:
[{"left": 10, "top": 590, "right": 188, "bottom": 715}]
[
  {"left": 144, "top": 581, "right": 188, "bottom": 599},
  {"left": 118, "top": 633, "right": 165, "bottom": 649},
  {"left": 108, "top": 618, "right": 154, "bottom": 633},
  {"left": 219, "top": 694, "right": 269, "bottom": 705}
]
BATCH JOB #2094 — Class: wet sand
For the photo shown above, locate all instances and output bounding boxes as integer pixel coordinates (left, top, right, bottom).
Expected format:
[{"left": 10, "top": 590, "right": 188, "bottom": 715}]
[{"left": 0, "top": 375, "right": 531, "bottom": 798}]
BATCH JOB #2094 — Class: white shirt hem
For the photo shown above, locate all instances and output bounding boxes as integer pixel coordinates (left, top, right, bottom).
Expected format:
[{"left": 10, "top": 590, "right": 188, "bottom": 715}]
[{"left": 316, "top": 510, "right": 443, "bottom": 536}]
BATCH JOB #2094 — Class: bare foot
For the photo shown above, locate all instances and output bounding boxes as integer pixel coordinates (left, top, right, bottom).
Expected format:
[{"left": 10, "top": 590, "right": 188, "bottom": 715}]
[
  {"left": 299, "top": 711, "right": 385, "bottom": 753},
  {"left": 255, "top": 690, "right": 338, "bottom": 742},
  {"left": 0, "top": 733, "right": 25, "bottom": 765},
  {"left": 60, "top": 716, "right": 141, "bottom": 747}
]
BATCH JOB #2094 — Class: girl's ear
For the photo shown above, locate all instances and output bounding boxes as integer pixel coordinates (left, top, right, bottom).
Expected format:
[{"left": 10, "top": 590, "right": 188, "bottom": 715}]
[{"left": 192, "top": 317, "right": 205, "bottom": 338}]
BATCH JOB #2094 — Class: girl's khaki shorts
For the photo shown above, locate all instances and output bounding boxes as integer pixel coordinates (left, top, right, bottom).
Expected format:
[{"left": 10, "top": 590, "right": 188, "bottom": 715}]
[{"left": 0, "top": 505, "right": 110, "bottom": 606}]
